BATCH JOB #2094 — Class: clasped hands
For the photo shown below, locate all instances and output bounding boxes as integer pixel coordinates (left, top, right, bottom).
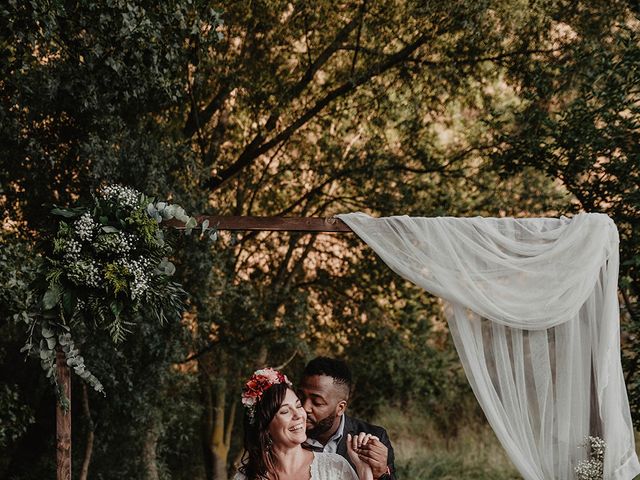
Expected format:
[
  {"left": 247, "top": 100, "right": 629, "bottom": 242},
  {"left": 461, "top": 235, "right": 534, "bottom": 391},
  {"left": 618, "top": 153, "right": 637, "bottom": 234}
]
[{"left": 346, "top": 432, "right": 389, "bottom": 480}]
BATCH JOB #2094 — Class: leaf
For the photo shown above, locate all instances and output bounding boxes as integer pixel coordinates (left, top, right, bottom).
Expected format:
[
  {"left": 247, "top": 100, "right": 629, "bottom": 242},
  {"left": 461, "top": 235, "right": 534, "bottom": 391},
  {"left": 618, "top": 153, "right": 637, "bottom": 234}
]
[
  {"left": 201, "top": 219, "right": 209, "bottom": 231},
  {"left": 62, "top": 291, "right": 77, "bottom": 317},
  {"left": 43, "top": 285, "right": 61, "bottom": 310},
  {"left": 110, "top": 301, "right": 123, "bottom": 318},
  {"left": 166, "top": 261, "right": 176, "bottom": 276},
  {"left": 185, "top": 217, "right": 197, "bottom": 229},
  {"left": 46, "top": 336, "right": 57, "bottom": 350},
  {"left": 101, "top": 225, "right": 119, "bottom": 233},
  {"left": 41, "top": 325, "right": 55, "bottom": 338},
  {"left": 51, "top": 208, "right": 78, "bottom": 218}
]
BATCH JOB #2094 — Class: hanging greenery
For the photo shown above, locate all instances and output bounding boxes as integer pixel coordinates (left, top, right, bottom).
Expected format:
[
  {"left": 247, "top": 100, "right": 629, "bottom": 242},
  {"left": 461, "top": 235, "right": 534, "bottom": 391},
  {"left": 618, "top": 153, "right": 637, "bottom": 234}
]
[{"left": 22, "top": 185, "right": 214, "bottom": 398}]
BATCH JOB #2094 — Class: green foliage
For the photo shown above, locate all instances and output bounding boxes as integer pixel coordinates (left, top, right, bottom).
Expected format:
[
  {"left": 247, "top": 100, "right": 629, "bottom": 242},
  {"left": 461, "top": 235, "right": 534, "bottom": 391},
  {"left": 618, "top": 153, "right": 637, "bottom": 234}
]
[{"left": 0, "top": 384, "right": 34, "bottom": 450}]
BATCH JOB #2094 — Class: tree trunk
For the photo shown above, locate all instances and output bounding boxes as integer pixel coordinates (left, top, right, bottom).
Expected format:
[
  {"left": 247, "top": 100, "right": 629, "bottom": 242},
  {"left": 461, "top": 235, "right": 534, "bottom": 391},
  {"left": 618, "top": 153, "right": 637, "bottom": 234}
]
[
  {"left": 200, "top": 368, "right": 215, "bottom": 480},
  {"left": 142, "top": 417, "right": 161, "bottom": 480}
]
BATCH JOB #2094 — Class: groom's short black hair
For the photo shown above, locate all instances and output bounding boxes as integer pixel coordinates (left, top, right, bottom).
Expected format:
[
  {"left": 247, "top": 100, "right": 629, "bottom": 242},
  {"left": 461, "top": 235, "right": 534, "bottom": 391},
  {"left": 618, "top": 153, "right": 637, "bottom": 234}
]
[{"left": 303, "top": 357, "right": 352, "bottom": 391}]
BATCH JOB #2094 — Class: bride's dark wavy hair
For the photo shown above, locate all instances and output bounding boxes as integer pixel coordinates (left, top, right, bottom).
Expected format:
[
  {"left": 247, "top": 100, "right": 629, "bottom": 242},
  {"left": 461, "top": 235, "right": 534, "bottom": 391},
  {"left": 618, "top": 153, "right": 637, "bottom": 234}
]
[{"left": 238, "top": 382, "right": 289, "bottom": 480}]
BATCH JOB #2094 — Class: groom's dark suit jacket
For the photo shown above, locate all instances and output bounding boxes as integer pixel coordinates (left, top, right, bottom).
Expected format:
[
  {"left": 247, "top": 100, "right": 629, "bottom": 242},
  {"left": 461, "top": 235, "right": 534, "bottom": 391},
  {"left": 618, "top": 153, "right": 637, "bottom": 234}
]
[{"left": 336, "top": 414, "right": 397, "bottom": 480}]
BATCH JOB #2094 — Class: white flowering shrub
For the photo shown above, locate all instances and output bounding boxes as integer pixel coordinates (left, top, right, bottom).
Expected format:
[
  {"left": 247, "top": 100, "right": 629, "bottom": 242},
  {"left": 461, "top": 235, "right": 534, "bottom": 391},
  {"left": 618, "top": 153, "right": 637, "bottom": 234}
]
[
  {"left": 23, "top": 185, "right": 215, "bottom": 396},
  {"left": 575, "top": 436, "right": 606, "bottom": 480}
]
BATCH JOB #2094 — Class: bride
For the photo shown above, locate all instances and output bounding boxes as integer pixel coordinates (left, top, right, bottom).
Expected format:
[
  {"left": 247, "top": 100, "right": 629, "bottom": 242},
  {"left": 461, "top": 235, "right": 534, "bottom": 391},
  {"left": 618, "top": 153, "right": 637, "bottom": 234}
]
[{"left": 233, "top": 368, "right": 374, "bottom": 480}]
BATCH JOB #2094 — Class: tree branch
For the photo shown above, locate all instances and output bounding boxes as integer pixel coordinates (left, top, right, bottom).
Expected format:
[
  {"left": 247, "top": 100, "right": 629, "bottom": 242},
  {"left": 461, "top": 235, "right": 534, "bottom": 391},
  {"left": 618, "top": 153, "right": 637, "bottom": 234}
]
[
  {"left": 204, "top": 33, "right": 429, "bottom": 191},
  {"left": 183, "top": 85, "right": 232, "bottom": 139}
]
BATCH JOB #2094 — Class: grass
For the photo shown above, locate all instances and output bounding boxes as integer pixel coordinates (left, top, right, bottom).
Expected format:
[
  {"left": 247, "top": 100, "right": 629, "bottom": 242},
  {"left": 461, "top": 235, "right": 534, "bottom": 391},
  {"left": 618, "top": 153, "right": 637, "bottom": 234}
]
[
  {"left": 375, "top": 403, "right": 640, "bottom": 479},
  {"left": 374, "top": 402, "right": 522, "bottom": 480}
]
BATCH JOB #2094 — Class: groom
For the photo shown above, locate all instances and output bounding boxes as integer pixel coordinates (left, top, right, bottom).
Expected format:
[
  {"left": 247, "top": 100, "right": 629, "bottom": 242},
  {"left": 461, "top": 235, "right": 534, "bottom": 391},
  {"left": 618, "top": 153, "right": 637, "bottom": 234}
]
[{"left": 299, "top": 357, "right": 396, "bottom": 480}]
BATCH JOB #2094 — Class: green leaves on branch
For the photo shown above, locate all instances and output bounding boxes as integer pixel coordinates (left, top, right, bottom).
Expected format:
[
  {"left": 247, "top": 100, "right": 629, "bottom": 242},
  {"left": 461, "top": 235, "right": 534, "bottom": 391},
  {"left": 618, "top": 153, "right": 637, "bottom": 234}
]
[{"left": 25, "top": 184, "right": 215, "bottom": 396}]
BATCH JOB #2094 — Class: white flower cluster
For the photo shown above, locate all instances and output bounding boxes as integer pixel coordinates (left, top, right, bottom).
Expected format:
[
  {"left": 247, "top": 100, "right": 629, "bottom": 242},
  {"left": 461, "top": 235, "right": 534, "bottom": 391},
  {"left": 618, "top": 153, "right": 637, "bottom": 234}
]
[
  {"left": 67, "top": 259, "right": 102, "bottom": 288},
  {"left": 118, "top": 257, "right": 153, "bottom": 301},
  {"left": 99, "top": 185, "right": 141, "bottom": 209},
  {"left": 64, "top": 238, "right": 83, "bottom": 261},
  {"left": 588, "top": 436, "right": 606, "bottom": 460},
  {"left": 116, "top": 232, "right": 136, "bottom": 254},
  {"left": 575, "top": 436, "right": 606, "bottom": 480},
  {"left": 75, "top": 212, "right": 96, "bottom": 242},
  {"left": 575, "top": 460, "right": 603, "bottom": 480}
]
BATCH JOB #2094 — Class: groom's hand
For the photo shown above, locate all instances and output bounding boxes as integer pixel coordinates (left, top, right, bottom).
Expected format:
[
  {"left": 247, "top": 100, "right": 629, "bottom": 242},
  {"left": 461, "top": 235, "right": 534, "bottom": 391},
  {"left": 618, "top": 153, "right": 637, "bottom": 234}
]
[{"left": 357, "top": 438, "right": 389, "bottom": 479}]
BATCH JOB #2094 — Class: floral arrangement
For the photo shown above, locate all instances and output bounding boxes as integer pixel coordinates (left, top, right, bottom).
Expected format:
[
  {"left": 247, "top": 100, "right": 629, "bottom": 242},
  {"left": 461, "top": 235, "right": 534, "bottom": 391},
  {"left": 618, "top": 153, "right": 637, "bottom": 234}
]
[
  {"left": 241, "top": 368, "right": 292, "bottom": 423},
  {"left": 23, "top": 184, "right": 213, "bottom": 397},
  {"left": 575, "top": 435, "right": 606, "bottom": 480}
]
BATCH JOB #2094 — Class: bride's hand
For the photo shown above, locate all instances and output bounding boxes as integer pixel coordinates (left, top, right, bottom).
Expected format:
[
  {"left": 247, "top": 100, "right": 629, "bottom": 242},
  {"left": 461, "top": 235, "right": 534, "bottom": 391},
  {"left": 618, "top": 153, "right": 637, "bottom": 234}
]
[{"left": 346, "top": 433, "right": 374, "bottom": 480}]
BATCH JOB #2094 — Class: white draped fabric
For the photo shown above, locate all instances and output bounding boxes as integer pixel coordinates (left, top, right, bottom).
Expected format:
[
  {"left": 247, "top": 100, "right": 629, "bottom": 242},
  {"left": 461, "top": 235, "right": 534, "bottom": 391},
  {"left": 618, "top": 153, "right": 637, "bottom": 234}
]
[{"left": 337, "top": 212, "right": 640, "bottom": 480}]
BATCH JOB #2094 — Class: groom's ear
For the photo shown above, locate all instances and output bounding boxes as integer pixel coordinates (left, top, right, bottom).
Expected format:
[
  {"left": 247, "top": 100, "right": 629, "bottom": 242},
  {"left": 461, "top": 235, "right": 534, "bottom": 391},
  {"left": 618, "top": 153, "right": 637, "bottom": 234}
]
[{"left": 336, "top": 399, "right": 347, "bottom": 416}]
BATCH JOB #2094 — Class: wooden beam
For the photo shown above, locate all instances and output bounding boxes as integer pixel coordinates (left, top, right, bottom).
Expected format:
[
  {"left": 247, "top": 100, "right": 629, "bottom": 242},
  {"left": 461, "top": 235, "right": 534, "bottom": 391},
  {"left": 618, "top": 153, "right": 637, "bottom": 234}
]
[{"left": 164, "top": 216, "right": 353, "bottom": 233}]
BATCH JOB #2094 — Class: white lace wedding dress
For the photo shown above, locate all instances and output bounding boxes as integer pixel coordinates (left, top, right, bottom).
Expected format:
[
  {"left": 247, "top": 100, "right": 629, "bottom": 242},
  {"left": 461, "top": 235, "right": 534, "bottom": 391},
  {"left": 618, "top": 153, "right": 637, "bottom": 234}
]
[{"left": 233, "top": 452, "right": 358, "bottom": 480}]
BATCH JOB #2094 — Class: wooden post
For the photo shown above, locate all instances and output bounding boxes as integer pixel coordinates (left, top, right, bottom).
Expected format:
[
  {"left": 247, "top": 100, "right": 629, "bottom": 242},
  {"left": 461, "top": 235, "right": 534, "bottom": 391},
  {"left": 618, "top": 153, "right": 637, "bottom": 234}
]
[{"left": 57, "top": 349, "right": 71, "bottom": 480}]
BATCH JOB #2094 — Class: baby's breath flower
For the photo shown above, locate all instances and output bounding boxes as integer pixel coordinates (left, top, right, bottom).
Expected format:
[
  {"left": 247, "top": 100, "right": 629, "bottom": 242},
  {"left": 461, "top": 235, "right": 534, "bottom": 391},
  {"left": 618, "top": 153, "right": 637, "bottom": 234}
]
[
  {"left": 118, "top": 232, "right": 136, "bottom": 254},
  {"left": 115, "top": 257, "right": 153, "bottom": 301},
  {"left": 575, "top": 436, "right": 606, "bottom": 480},
  {"left": 66, "top": 259, "right": 101, "bottom": 288},
  {"left": 99, "top": 185, "right": 141, "bottom": 209},
  {"left": 74, "top": 212, "right": 96, "bottom": 242},
  {"left": 64, "top": 239, "right": 82, "bottom": 261}
]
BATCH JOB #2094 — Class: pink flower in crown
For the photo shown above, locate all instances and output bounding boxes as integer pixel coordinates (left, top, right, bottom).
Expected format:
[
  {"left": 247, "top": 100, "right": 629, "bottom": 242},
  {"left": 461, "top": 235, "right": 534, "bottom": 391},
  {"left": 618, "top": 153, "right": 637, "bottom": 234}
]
[{"left": 241, "top": 367, "right": 292, "bottom": 423}]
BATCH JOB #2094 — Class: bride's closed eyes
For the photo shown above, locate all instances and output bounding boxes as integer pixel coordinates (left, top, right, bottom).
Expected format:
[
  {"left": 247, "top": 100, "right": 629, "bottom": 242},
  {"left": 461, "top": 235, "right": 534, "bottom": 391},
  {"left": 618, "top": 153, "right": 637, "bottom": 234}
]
[{"left": 279, "top": 401, "right": 302, "bottom": 415}]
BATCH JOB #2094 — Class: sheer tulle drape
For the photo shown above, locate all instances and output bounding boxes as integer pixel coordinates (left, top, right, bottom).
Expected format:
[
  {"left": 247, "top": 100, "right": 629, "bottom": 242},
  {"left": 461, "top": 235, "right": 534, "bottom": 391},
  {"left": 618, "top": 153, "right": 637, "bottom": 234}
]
[{"left": 337, "top": 212, "right": 639, "bottom": 480}]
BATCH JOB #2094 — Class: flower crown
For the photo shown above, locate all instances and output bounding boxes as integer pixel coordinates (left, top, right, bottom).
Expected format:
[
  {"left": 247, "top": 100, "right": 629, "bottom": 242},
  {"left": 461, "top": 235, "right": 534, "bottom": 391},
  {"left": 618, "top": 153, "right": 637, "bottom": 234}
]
[{"left": 241, "top": 368, "right": 292, "bottom": 424}]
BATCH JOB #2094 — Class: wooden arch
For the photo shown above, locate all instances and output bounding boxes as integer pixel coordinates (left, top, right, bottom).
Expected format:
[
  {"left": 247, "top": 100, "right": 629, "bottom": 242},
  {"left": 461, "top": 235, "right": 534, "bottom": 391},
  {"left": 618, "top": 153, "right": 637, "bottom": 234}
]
[{"left": 56, "top": 216, "right": 353, "bottom": 480}]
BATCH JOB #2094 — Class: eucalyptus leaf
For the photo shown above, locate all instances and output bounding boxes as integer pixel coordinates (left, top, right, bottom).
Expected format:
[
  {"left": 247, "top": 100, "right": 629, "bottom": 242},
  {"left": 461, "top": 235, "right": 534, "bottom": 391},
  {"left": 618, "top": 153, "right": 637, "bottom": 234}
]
[
  {"left": 43, "top": 285, "right": 61, "bottom": 310},
  {"left": 41, "top": 326, "right": 55, "bottom": 338},
  {"left": 101, "top": 226, "right": 119, "bottom": 233},
  {"left": 165, "top": 261, "right": 176, "bottom": 276}
]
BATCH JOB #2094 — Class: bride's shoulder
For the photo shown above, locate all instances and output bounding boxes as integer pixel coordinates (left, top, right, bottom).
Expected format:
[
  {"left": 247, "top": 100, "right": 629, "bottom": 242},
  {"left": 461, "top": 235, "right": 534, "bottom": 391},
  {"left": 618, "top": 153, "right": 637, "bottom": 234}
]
[{"left": 231, "top": 472, "right": 247, "bottom": 480}]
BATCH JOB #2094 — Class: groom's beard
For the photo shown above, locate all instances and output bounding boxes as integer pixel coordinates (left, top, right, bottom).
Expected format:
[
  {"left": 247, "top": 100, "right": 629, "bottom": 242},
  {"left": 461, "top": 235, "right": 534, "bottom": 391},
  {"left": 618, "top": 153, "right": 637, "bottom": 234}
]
[{"left": 306, "top": 413, "right": 337, "bottom": 439}]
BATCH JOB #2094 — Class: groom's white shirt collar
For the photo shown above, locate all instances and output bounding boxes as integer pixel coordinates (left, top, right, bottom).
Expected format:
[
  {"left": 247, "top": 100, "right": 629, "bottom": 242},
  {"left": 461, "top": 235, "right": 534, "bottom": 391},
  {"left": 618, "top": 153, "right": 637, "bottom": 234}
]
[{"left": 304, "top": 413, "right": 345, "bottom": 453}]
